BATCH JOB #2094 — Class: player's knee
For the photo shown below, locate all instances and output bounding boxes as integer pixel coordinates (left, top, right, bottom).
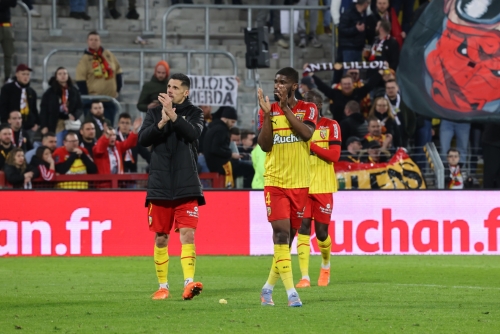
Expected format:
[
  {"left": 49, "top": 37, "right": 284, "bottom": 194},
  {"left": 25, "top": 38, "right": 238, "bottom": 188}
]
[
  {"left": 180, "top": 228, "right": 195, "bottom": 244},
  {"left": 155, "top": 233, "right": 169, "bottom": 247},
  {"left": 315, "top": 226, "right": 329, "bottom": 242},
  {"left": 274, "top": 230, "right": 290, "bottom": 244},
  {"left": 298, "top": 220, "right": 312, "bottom": 235}
]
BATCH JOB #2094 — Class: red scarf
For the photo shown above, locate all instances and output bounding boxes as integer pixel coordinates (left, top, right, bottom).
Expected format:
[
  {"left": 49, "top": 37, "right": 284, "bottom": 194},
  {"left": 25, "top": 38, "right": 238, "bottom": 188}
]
[
  {"left": 88, "top": 47, "right": 113, "bottom": 79},
  {"left": 369, "top": 34, "right": 390, "bottom": 62}
]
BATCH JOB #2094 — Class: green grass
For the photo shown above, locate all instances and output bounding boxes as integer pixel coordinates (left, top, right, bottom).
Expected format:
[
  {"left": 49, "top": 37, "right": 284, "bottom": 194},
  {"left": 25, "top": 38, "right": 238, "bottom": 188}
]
[{"left": 1, "top": 256, "right": 499, "bottom": 333}]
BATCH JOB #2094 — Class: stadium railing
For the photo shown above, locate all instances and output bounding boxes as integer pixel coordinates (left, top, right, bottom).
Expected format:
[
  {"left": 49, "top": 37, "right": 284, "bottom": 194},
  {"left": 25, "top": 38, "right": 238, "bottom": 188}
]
[
  {"left": 16, "top": 0, "right": 32, "bottom": 68},
  {"left": 42, "top": 48, "right": 238, "bottom": 91},
  {"left": 0, "top": 172, "right": 226, "bottom": 189},
  {"left": 161, "top": 4, "right": 334, "bottom": 75}
]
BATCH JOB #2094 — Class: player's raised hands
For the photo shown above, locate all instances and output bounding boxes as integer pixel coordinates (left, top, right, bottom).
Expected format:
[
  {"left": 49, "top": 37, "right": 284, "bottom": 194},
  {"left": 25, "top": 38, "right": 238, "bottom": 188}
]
[
  {"left": 257, "top": 88, "right": 271, "bottom": 114},
  {"left": 275, "top": 84, "right": 289, "bottom": 111}
]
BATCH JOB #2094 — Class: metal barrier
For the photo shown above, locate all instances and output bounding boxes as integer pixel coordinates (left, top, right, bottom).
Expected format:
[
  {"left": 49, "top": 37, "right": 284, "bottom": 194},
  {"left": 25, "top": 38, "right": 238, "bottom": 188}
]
[
  {"left": 161, "top": 4, "right": 334, "bottom": 73},
  {"left": 0, "top": 172, "right": 226, "bottom": 189},
  {"left": 42, "top": 48, "right": 238, "bottom": 90},
  {"left": 50, "top": 0, "right": 108, "bottom": 36},
  {"left": 80, "top": 95, "right": 122, "bottom": 115},
  {"left": 16, "top": 1, "right": 32, "bottom": 67},
  {"left": 424, "top": 142, "right": 445, "bottom": 189}
]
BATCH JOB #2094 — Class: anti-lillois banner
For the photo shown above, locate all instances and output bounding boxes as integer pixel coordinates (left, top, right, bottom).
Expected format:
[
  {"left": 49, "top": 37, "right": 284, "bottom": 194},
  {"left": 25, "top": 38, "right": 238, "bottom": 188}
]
[
  {"left": 398, "top": 0, "right": 500, "bottom": 122},
  {"left": 335, "top": 148, "right": 426, "bottom": 190},
  {"left": 187, "top": 75, "right": 238, "bottom": 107}
]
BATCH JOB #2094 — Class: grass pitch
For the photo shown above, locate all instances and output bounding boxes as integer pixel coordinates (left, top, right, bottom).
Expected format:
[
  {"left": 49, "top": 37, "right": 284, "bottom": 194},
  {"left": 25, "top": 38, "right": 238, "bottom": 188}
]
[{"left": 1, "top": 256, "right": 499, "bottom": 333}]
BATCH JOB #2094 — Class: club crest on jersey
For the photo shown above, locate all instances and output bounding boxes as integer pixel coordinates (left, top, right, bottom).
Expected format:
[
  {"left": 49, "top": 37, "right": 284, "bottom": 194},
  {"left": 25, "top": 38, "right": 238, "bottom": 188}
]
[
  {"left": 296, "top": 113, "right": 305, "bottom": 121},
  {"left": 267, "top": 207, "right": 272, "bottom": 216},
  {"left": 320, "top": 129, "right": 327, "bottom": 139},
  {"left": 148, "top": 216, "right": 153, "bottom": 226}
]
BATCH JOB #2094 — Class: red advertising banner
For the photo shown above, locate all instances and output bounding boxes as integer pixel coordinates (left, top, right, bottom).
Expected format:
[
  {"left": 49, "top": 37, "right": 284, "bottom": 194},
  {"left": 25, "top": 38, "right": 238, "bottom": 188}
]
[{"left": 0, "top": 191, "right": 250, "bottom": 257}]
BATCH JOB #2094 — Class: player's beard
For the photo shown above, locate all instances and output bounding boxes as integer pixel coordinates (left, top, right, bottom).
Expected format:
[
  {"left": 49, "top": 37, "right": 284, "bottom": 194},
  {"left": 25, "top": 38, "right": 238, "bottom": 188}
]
[{"left": 274, "top": 88, "right": 292, "bottom": 102}]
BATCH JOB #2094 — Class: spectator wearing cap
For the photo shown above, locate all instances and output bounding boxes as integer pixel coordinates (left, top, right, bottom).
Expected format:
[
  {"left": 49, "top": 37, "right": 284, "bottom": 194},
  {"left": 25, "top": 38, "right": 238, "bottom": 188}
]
[
  {"left": 0, "top": 0, "right": 16, "bottom": 82},
  {"left": 137, "top": 60, "right": 170, "bottom": 113},
  {"left": 0, "top": 64, "right": 39, "bottom": 139},
  {"left": 340, "top": 136, "right": 362, "bottom": 162},
  {"left": 359, "top": 140, "right": 390, "bottom": 163},
  {"left": 339, "top": 101, "right": 368, "bottom": 150},
  {"left": 76, "top": 31, "right": 123, "bottom": 125},
  {"left": 203, "top": 107, "right": 254, "bottom": 188}
]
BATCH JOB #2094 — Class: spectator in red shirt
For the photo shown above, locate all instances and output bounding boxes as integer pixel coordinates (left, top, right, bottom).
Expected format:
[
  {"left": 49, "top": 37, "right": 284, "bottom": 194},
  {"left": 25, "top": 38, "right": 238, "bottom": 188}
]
[
  {"left": 92, "top": 118, "right": 141, "bottom": 174},
  {"left": 53, "top": 131, "right": 97, "bottom": 175}
]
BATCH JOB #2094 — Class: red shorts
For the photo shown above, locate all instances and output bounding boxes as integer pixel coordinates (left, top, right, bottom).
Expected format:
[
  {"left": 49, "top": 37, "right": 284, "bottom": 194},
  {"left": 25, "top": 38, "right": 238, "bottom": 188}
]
[
  {"left": 264, "top": 186, "right": 308, "bottom": 229},
  {"left": 147, "top": 198, "right": 199, "bottom": 234},
  {"left": 303, "top": 193, "right": 334, "bottom": 224}
]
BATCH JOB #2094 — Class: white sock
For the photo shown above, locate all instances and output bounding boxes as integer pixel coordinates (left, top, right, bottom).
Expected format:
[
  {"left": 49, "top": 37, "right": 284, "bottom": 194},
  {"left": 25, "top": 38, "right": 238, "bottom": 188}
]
[
  {"left": 286, "top": 288, "right": 298, "bottom": 298},
  {"left": 262, "top": 283, "right": 274, "bottom": 291},
  {"left": 184, "top": 278, "right": 193, "bottom": 287},
  {"left": 321, "top": 263, "right": 331, "bottom": 269},
  {"left": 159, "top": 283, "right": 169, "bottom": 289},
  {"left": 302, "top": 275, "right": 310, "bottom": 281}
]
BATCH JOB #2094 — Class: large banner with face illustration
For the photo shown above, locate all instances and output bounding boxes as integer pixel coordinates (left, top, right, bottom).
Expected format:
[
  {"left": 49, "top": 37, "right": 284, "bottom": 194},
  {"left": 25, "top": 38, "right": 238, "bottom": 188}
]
[
  {"left": 335, "top": 149, "right": 426, "bottom": 190},
  {"left": 398, "top": 0, "right": 500, "bottom": 122}
]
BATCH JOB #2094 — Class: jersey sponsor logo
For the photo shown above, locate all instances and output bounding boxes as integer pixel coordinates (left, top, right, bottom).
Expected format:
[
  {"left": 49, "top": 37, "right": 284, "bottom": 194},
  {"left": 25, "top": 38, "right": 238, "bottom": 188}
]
[
  {"left": 273, "top": 133, "right": 302, "bottom": 144},
  {"left": 187, "top": 207, "right": 199, "bottom": 218},
  {"left": 319, "top": 205, "right": 332, "bottom": 215},
  {"left": 309, "top": 107, "right": 316, "bottom": 120},
  {"left": 267, "top": 207, "right": 272, "bottom": 216},
  {"left": 333, "top": 124, "right": 339, "bottom": 139},
  {"left": 271, "top": 111, "right": 280, "bottom": 116}
]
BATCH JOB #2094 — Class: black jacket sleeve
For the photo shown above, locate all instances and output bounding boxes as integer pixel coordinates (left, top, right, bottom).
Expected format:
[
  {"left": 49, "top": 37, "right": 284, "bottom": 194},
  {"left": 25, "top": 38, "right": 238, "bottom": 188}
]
[
  {"left": 312, "top": 75, "right": 337, "bottom": 101},
  {"left": 81, "top": 152, "right": 97, "bottom": 174},
  {"left": 0, "top": 85, "right": 9, "bottom": 123},
  {"left": 386, "top": 39, "right": 400, "bottom": 70},
  {"left": 39, "top": 91, "right": 50, "bottom": 129},
  {"left": 71, "top": 89, "right": 84, "bottom": 120},
  {"left": 138, "top": 145, "right": 151, "bottom": 163},
  {"left": 338, "top": 13, "right": 359, "bottom": 37},
  {"left": 55, "top": 153, "right": 78, "bottom": 174},
  {"left": 76, "top": 81, "right": 89, "bottom": 95},
  {"left": 4, "top": 165, "right": 25, "bottom": 185},
  {"left": 172, "top": 110, "right": 204, "bottom": 143},
  {"left": 138, "top": 108, "right": 171, "bottom": 147},
  {"left": 0, "top": 0, "right": 17, "bottom": 10},
  {"left": 357, "top": 70, "right": 382, "bottom": 96},
  {"left": 116, "top": 73, "right": 123, "bottom": 93},
  {"left": 209, "top": 130, "right": 232, "bottom": 159}
]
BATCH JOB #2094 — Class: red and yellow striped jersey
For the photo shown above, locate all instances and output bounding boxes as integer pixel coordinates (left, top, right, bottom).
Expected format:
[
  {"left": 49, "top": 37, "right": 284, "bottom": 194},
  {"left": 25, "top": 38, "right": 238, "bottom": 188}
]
[
  {"left": 258, "top": 100, "right": 318, "bottom": 189},
  {"left": 310, "top": 117, "right": 342, "bottom": 194}
]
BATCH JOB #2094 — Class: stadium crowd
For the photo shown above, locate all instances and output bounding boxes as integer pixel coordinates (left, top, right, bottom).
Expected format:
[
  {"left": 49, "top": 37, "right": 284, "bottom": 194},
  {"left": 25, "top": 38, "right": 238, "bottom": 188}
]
[{"left": 0, "top": 0, "right": 499, "bottom": 190}]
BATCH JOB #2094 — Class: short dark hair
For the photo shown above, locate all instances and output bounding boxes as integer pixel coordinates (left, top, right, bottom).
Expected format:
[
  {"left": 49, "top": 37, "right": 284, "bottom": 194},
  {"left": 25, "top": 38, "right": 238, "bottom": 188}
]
[
  {"left": 356, "top": 0, "right": 369, "bottom": 5},
  {"left": 367, "top": 116, "right": 380, "bottom": 124},
  {"left": 80, "top": 120, "right": 94, "bottom": 130},
  {"left": 88, "top": 31, "right": 99, "bottom": 37},
  {"left": 8, "top": 110, "right": 21, "bottom": 118},
  {"left": 64, "top": 130, "right": 79, "bottom": 140},
  {"left": 341, "top": 75, "right": 354, "bottom": 82},
  {"left": 118, "top": 112, "right": 131, "bottom": 121},
  {"left": 385, "top": 79, "right": 398, "bottom": 86},
  {"left": 447, "top": 148, "right": 460, "bottom": 156},
  {"left": 303, "top": 90, "right": 323, "bottom": 107},
  {"left": 240, "top": 129, "right": 255, "bottom": 141},
  {"left": 379, "top": 19, "right": 391, "bottom": 34},
  {"left": 345, "top": 101, "right": 360, "bottom": 114},
  {"left": 169, "top": 73, "right": 191, "bottom": 89},
  {"left": 276, "top": 67, "right": 299, "bottom": 84},
  {"left": 230, "top": 127, "right": 240, "bottom": 136},
  {"left": 90, "top": 100, "right": 102, "bottom": 108},
  {"left": 0, "top": 124, "right": 11, "bottom": 132},
  {"left": 42, "top": 132, "right": 56, "bottom": 139}
]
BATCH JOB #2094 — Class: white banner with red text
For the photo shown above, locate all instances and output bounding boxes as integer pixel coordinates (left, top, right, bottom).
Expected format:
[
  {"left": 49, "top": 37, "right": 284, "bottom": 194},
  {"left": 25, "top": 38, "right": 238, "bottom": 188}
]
[{"left": 1, "top": 191, "right": 499, "bottom": 256}]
